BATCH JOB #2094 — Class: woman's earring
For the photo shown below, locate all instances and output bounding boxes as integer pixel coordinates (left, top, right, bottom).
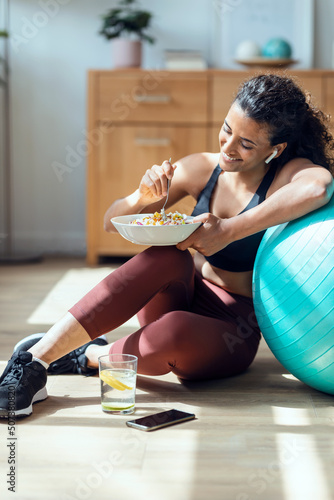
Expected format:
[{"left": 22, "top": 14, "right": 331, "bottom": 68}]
[{"left": 265, "top": 149, "right": 278, "bottom": 164}]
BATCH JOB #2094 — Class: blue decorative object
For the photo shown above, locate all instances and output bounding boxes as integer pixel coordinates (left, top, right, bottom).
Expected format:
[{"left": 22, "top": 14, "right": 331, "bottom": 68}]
[
  {"left": 262, "top": 38, "right": 292, "bottom": 59},
  {"left": 252, "top": 195, "right": 334, "bottom": 395}
]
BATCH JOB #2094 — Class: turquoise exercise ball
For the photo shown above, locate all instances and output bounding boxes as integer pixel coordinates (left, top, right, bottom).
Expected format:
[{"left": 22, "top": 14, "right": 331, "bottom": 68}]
[
  {"left": 252, "top": 195, "right": 334, "bottom": 395},
  {"left": 262, "top": 38, "right": 292, "bottom": 59}
]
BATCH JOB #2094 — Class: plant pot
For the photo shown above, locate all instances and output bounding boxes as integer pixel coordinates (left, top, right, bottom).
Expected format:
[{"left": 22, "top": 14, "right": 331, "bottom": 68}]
[{"left": 112, "top": 39, "right": 142, "bottom": 68}]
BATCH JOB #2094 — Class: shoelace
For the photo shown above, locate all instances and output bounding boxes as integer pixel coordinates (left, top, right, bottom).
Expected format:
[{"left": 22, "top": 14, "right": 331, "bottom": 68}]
[
  {"left": 2, "top": 362, "right": 23, "bottom": 385},
  {"left": 49, "top": 350, "right": 84, "bottom": 374},
  {"left": 48, "top": 345, "right": 97, "bottom": 376}
]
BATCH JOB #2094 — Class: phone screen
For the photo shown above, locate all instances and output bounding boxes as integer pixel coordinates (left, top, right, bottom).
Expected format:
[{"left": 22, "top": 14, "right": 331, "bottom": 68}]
[{"left": 126, "top": 409, "right": 196, "bottom": 431}]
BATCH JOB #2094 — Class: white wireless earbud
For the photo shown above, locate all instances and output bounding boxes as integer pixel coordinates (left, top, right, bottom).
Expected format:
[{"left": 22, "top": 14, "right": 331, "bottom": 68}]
[{"left": 265, "top": 149, "right": 278, "bottom": 164}]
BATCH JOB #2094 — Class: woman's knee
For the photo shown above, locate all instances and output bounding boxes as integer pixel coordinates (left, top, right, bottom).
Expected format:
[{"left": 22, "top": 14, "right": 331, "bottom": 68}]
[
  {"left": 150, "top": 311, "right": 202, "bottom": 353},
  {"left": 154, "top": 311, "right": 260, "bottom": 380}
]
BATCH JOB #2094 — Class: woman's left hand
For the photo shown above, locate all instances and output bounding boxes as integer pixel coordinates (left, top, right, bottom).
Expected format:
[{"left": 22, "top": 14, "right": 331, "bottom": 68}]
[{"left": 177, "top": 213, "right": 232, "bottom": 255}]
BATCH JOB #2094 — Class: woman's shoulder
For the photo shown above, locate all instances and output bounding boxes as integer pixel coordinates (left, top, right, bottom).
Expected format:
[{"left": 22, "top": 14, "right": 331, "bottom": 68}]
[
  {"left": 175, "top": 152, "right": 219, "bottom": 183},
  {"left": 270, "top": 157, "right": 333, "bottom": 194},
  {"left": 175, "top": 152, "right": 220, "bottom": 198},
  {"left": 177, "top": 152, "right": 219, "bottom": 171},
  {"left": 278, "top": 157, "right": 331, "bottom": 180}
]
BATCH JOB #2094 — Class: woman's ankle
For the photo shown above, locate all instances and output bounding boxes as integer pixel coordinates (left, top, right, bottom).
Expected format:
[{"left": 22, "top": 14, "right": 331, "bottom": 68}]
[{"left": 85, "top": 343, "right": 113, "bottom": 368}]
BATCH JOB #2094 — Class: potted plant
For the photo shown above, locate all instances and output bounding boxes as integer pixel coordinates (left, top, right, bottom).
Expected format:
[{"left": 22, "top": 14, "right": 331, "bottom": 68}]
[{"left": 99, "top": 0, "right": 155, "bottom": 68}]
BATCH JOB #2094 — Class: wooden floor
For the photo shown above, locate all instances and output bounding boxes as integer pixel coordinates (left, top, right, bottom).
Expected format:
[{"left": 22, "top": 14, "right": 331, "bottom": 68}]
[{"left": 0, "top": 258, "right": 333, "bottom": 500}]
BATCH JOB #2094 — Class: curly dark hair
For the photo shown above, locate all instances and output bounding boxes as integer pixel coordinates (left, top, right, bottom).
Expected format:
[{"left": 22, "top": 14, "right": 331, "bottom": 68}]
[{"left": 233, "top": 73, "right": 334, "bottom": 174}]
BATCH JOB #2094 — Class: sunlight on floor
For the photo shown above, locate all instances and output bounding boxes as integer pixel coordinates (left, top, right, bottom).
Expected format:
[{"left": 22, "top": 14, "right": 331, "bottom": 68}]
[
  {"left": 26, "top": 267, "right": 140, "bottom": 329},
  {"left": 282, "top": 374, "right": 299, "bottom": 382},
  {"left": 272, "top": 405, "right": 332, "bottom": 500},
  {"left": 276, "top": 432, "right": 331, "bottom": 500},
  {"left": 272, "top": 405, "right": 312, "bottom": 426}
]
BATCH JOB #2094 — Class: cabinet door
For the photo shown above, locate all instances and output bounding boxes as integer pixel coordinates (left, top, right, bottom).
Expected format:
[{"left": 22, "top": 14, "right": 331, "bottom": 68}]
[
  {"left": 97, "top": 72, "right": 208, "bottom": 124},
  {"left": 209, "top": 125, "right": 222, "bottom": 153},
  {"left": 296, "top": 75, "right": 323, "bottom": 109},
  {"left": 211, "top": 74, "right": 246, "bottom": 124},
  {"left": 91, "top": 125, "right": 207, "bottom": 257}
]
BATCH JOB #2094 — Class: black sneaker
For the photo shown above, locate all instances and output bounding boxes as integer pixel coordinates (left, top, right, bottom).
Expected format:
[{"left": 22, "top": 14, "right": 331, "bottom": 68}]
[
  {"left": 14, "top": 333, "right": 108, "bottom": 376},
  {"left": 14, "top": 332, "right": 46, "bottom": 353},
  {"left": 0, "top": 351, "right": 47, "bottom": 418}
]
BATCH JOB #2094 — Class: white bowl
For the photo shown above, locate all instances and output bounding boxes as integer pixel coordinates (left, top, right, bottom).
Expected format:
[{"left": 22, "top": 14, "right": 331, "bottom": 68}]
[{"left": 111, "top": 214, "right": 202, "bottom": 246}]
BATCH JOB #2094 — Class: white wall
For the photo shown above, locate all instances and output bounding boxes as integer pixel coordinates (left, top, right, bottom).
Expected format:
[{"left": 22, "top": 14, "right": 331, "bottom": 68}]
[{"left": 6, "top": 0, "right": 334, "bottom": 255}]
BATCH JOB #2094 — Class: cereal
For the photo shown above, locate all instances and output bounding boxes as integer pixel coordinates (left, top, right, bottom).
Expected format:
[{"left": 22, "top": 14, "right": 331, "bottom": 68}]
[{"left": 131, "top": 211, "right": 190, "bottom": 226}]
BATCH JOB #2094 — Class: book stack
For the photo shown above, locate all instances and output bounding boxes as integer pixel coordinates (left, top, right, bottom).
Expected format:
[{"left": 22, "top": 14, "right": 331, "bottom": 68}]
[{"left": 164, "top": 50, "right": 207, "bottom": 70}]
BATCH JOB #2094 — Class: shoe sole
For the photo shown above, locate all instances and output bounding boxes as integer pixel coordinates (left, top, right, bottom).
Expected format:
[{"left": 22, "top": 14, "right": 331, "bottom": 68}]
[{"left": 0, "top": 386, "right": 48, "bottom": 419}]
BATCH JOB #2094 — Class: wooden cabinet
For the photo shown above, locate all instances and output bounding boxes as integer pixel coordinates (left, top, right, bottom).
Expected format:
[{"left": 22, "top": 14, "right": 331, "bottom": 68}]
[
  {"left": 87, "top": 70, "right": 208, "bottom": 264},
  {"left": 96, "top": 71, "right": 208, "bottom": 124},
  {"left": 87, "top": 69, "right": 334, "bottom": 264},
  {"left": 92, "top": 125, "right": 206, "bottom": 257}
]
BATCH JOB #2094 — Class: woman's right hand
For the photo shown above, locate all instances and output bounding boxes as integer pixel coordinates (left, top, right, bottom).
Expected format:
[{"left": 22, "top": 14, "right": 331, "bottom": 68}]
[{"left": 138, "top": 159, "right": 176, "bottom": 205}]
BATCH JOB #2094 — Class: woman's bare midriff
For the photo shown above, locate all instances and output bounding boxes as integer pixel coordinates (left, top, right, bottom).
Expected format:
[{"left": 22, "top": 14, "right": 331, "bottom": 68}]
[{"left": 193, "top": 252, "right": 253, "bottom": 298}]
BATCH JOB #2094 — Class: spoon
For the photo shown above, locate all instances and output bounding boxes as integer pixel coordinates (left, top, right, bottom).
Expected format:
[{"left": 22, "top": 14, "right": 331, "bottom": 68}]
[{"left": 161, "top": 157, "right": 172, "bottom": 222}]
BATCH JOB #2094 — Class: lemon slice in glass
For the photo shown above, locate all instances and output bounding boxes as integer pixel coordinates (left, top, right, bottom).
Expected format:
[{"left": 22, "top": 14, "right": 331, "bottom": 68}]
[{"left": 100, "top": 370, "right": 132, "bottom": 391}]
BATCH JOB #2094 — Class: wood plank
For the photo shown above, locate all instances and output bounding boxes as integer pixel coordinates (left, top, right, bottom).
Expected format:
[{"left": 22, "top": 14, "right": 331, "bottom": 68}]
[{"left": 0, "top": 258, "right": 334, "bottom": 500}]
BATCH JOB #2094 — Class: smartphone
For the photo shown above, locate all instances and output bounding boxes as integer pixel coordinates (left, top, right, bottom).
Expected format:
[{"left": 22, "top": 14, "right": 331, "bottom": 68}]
[{"left": 126, "top": 409, "right": 196, "bottom": 431}]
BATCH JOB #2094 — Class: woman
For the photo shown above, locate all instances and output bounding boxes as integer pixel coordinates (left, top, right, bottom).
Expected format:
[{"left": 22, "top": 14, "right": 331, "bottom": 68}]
[{"left": 1, "top": 74, "right": 333, "bottom": 418}]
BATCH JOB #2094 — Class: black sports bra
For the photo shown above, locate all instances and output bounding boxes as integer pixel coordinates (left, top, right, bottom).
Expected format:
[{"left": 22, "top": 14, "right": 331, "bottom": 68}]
[{"left": 191, "top": 164, "right": 277, "bottom": 272}]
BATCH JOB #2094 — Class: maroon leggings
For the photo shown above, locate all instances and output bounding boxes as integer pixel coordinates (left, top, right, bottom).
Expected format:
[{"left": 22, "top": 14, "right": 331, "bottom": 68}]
[{"left": 69, "top": 246, "right": 261, "bottom": 381}]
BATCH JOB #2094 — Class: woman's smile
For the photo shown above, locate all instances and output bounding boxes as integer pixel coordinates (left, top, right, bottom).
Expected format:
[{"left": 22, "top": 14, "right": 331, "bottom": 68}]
[{"left": 221, "top": 151, "right": 242, "bottom": 163}]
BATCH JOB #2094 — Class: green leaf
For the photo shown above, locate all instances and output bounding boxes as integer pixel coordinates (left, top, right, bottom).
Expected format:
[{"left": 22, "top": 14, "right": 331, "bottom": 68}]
[{"left": 98, "top": 1, "right": 154, "bottom": 43}]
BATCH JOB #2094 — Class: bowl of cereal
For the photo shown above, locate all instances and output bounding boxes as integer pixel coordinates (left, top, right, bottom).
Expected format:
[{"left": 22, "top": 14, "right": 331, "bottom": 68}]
[{"left": 111, "top": 212, "right": 201, "bottom": 246}]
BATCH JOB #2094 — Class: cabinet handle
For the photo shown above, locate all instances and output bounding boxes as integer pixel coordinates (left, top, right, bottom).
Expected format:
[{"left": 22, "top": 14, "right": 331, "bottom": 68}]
[
  {"left": 133, "top": 94, "right": 171, "bottom": 104},
  {"left": 135, "top": 137, "right": 171, "bottom": 147}
]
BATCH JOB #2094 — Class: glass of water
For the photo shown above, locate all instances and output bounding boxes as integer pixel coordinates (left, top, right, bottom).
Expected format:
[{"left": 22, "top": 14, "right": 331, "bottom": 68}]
[{"left": 98, "top": 354, "right": 138, "bottom": 415}]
